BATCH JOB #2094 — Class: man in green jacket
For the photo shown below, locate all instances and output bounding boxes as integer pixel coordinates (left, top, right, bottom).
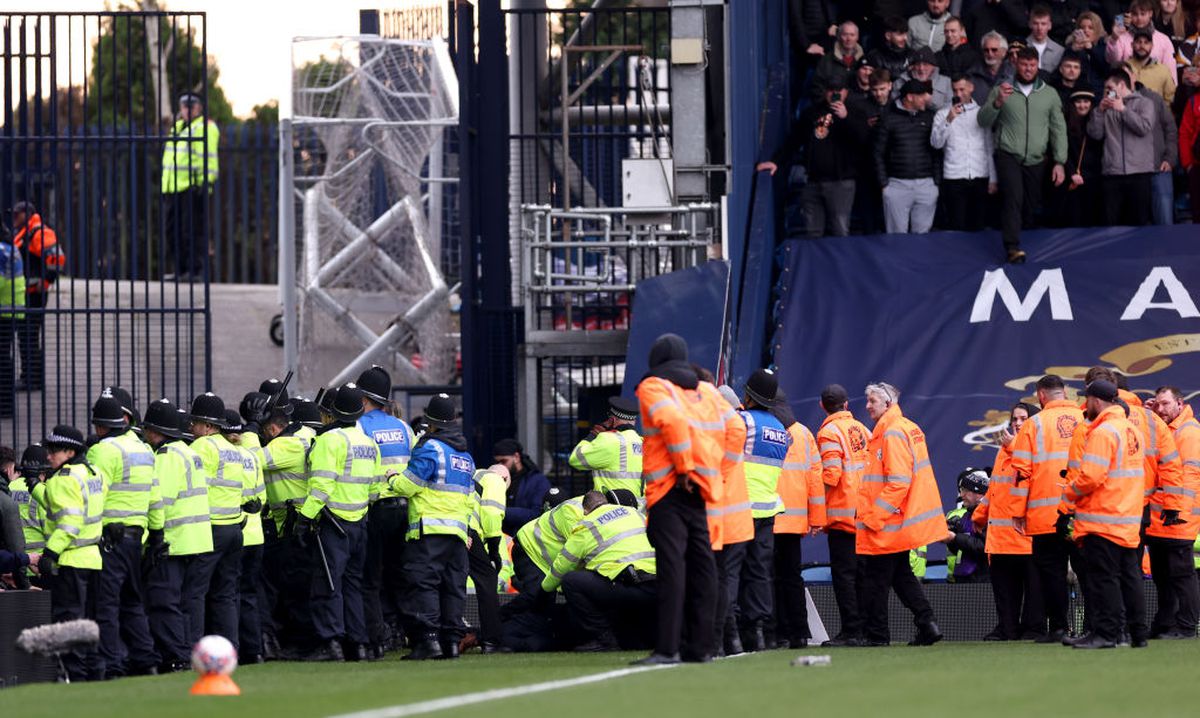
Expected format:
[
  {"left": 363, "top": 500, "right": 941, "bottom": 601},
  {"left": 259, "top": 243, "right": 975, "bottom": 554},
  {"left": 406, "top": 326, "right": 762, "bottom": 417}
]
[{"left": 977, "top": 46, "right": 1067, "bottom": 265}]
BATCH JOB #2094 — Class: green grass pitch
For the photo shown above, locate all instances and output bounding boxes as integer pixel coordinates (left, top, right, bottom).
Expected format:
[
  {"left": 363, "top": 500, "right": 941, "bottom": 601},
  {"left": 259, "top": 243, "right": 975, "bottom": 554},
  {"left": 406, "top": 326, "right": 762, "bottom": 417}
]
[{"left": 7, "top": 642, "right": 1198, "bottom": 718}]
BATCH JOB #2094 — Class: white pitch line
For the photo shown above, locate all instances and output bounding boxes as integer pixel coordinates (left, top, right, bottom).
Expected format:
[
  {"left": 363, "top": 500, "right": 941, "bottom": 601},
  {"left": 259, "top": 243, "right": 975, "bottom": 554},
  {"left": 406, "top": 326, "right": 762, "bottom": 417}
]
[{"left": 327, "top": 663, "right": 678, "bottom": 718}]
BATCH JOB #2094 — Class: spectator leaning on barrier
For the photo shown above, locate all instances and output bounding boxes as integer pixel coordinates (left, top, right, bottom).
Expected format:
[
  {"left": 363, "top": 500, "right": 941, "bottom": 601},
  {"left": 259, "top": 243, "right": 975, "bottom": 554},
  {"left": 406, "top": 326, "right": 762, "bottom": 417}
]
[
  {"left": 1107, "top": 0, "right": 1179, "bottom": 78},
  {"left": 938, "top": 16, "right": 981, "bottom": 77},
  {"left": 1088, "top": 68, "right": 1157, "bottom": 226},
  {"left": 894, "top": 46, "right": 953, "bottom": 110},
  {"left": 875, "top": 79, "right": 941, "bottom": 234},
  {"left": 1027, "top": 4, "right": 1066, "bottom": 72},
  {"left": 909, "top": 0, "right": 952, "bottom": 52},
  {"left": 757, "top": 75, "right": 868, "bottom": 238},
  {"left": 977, "top": 46, "right": 1067, "bottom": 264},
  {"left": 969, "top": 31, "right": 1015, "bottom": 105},
  {"left": 931, "top": 74, "right": 997, "bottom": 231}
]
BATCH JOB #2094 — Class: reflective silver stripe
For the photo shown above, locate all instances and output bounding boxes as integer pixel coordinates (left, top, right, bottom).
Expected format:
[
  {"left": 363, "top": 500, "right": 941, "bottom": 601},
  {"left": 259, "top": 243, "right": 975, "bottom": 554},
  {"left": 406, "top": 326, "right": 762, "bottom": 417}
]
[
  {"left": 211, "top": 505, "right": 242, "bottom": 516},
  {"left": 781, "top": 461, "right": 809, "bottom": 471},
  {"left": 101, "top": 509, "right": 143, "bottom": 518},
  {"left": 75, "top": 537, "right": 101, "bottom": 547},
  {"left": 163, "top": 514, "right": 209, "bottom": 529},
  {"left": 1159, "top": 450, "right": 1180, "bottom": 464},
  {"left": 1009, "top": 487, "right": 1029, "bottom": 497},
  {"left": 1161, "top": 486, "right": 1197, "bottom": 497},
  {"left": 780, "top": 508, "right": 808, "bottom": 517},
  {"left": 571, "top": 445, "right": 594, "bottom": 470},
  {"left": 875, "top": 498, "right": 899, "bottom": 514},
  {"left": 610, "top": 550, "right": 655, "bottom": 567},
  {"left": 340, "top": 475, "right": 376, "bottom": 485},
  {"left": 1184, "top": 459, "right": 1200, "bottom": 468},
  {"left": 990, "top": 476, "right": 1015, "bottom": 485},
  {"left": 380, "top": 455, "right": 409, "bottom": 466},
  {"left": 1107, "top": 469, "right": 1143, "bottom": 479},
  {"left": 49, "top": 508, "right": 84, "bottom": 519},
  {"left": 1027, "top": 497, "right": 1060, "bottom": 509},
  {"left": 310, "top": 470, "right": 339, "bottom": 480},
  {"left": 109, "top": 482, "right": 153, "bottom": 492},
  {"left": 827, "top": 508, "right": 856, "bottom": 518},
  {"left": 724, "top": 501, "right": 752, "bottom": 514},
  {"left": 209, "top": 478, "right": 242, "bottom": 489},
  {"left": 690, "top": 419, "right": 727, "bottom": 432},
  {"left": 480, "top": 499, "right": 505, "bottom": 510},
  {"left": 913, "top": 459, "right": 931, "bottom": 472},
  {"left": 707, "top": 506, "right": 725, "bottom": 518},
  {"left": 1081, "top": 453, "right": 1107, "bottom": 466},
  {"left": 310, "top": 488, "right": 330, "bottom": 502},
  {"left": 883, "top": 430, "right": 907, "bottom": 441},
  {"left": 1011, "top": 450, "right": 1033, "bottom": 461},
  {"left": 645, "top": 466, "right": 672, "bottom": 482},
  {"left": 881, "top": 507, "right": 943, "bottom": 532},
  {"left": 822, "top": 458, "right": 840, "bottom": 468},
  {"left": 750, "top": 501, "right": 780, "bottom": 511},
  {"left": 1040, "top": 451, "right": 1068, "bottom": 461},
  {"left": 582, "top": 525, "right": 648, "bottom": 564},
  {"left": 1075, "top": 512, "right": 1142, "bottom": 525},
  {"left": 643, "top": 427, "right": 660, "bottom": 437},
  {"left": 725, "top": 451, "right": 744, "bottom": 463},
  {"left": 327, "top": 499, "right": 369, "bottom": 512},
  {"left": 422, "top": 517, "right": 467, "bottom": 532},
  {"left": 668, "top": 441, "right": 692, "bottom": 453},
  {"left": 989, "top": 518, "right": 1014, "bottom": 527},
  {"left": 745, "top": 456, "right": 783, "bottom": 468},
  {"left": 810, "top": 496, "right": 826, "bottom": 505},
  {"left": 884, "top": 474, "right": 912, "bottom": 484},
  {"left": 819, "top": 442, "right": 840, "bottom": 453},
  {"left": 861, "top": 474, "right": 889, "bottom": 483},
  {"left": 694, "top": 466, "right": 720, "bottom": 478}
]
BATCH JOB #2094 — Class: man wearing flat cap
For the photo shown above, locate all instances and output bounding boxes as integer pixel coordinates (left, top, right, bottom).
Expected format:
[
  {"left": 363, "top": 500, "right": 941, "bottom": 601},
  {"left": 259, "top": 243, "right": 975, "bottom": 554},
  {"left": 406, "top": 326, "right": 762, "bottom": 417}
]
[{"left": 570, "top": 396, "right": 644, "bottom": 499}]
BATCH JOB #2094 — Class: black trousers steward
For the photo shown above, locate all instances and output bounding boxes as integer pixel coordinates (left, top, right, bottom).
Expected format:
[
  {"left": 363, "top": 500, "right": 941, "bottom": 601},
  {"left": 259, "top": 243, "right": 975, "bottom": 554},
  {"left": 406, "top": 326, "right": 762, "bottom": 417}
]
[
  {"left": 827, "top": 529, "right": 862, "bottom": 638},
  {"left": 646, "top": 485, "right": 717, "bottom": 659},
  {"left": 858, "top": 550, "right": 935, "bottom": 644},
  {"left": 773, "top": 533, "right": 809, "bottom": 642},
  {"left": 1032, "top": 533, "right": 1071, "bottom": 633},
  {"left": 1081, "top": 534, "right": 1147, "bottom": 642},
  {"left": 1147, "top": 536, "right": 1200, "bottom": 636}
]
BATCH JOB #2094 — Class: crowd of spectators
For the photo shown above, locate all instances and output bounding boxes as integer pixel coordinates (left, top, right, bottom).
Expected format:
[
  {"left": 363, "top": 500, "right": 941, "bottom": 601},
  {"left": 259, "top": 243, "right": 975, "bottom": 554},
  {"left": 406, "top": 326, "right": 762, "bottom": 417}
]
[{"left": 764, "top": 0, "right": 1200, "bottom": 263}]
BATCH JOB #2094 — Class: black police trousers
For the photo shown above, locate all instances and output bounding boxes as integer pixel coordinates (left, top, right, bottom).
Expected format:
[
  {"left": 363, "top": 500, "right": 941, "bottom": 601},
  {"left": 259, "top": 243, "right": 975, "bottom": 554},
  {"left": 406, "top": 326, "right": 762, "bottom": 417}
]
[
  {"left": 773, "top": 533, "right": 809, "bottom": 642},
  {"left": 239, "top": 543, "right": 264, "bottom": 657},
  {"left": 467, "top": 529, "right": 502, "bottom": 645},
  {"left": 646, "top": 485, "right": 717, "bottom": 659},
  {"left": 827, "top": 529, "right": 862, "bottom": 638},
  {"left": 858, "top": 550, "right": 935, "bottom": 644},
  {"left": 51, "top": 566, "right": 103, "bottom": 682},
  {"left": 0, "top": 315, "right": 16, "bottom": 417},
  {"left": 202, "top": 523, "right": 243, "bottom": 647},
  {"left": 1147, "top": 536, "right": 1200, "bottom": 635},
  {"left": 182, "top": 548, "right": 219, "bottom": 646},
  {"left": 166, "top": 186, "right": 208, "bottom": 277},
  {"left": 310, "top": 517, "right": 368, "bottom": 643},
  {"left": 1032, "top": 533, "right": 1071, "bottom": 633},
  {"left": 363, "top": 498, "right": 408, "bottom": 647},
  {"left": 714, "top": 540, "right": 747, "bottom": 643},
  {"left": 738, "top": 517, "right": 775, "bottom": 626},
  {"left": 1081, "top": 534, "right": 1147, "bottom": 643},
  {"left": 989, "top": 554, "right": 1036, "bottom": 640},
  {"left": 262, "top": 520, "right": 315, "bottom": 647},
  {"left": 146, "top": 555, "right": 191, "bottom": 664},
  {"left": 561, "top": 569, "right": 655, "bottom": 644},
  {"left": 401, "top": 533, "right": 468, "bottom": 642},
  {"left": 506, "top": 541, "right": 555, "bottom": 616},
  {"left": 95, "top": 529, "right": 159, "bottom": 676}
]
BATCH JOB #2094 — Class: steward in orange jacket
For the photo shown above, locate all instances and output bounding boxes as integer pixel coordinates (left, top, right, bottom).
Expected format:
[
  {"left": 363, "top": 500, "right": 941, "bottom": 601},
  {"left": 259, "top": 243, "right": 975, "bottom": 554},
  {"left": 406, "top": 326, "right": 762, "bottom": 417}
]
[
  {"left": 634, "top": 334, "right": 722, "bottom": 664},
  {"left": 771, "top": 390, "right": 826, "bottom": 649},
  {"left": 1059, "top": 380, "right": 1148, "bottom": 649},
  {"left": 10, "top": 202, "right": 64, "bottom": 391},
  {"left": 706, "top": 382, "right": 753, "bottom": 656},
  {"left": 1146, "top": 387, "right": 1200, "bottom": 637},
  {"left": 856, "top": 383, "right": 942, "bottom": 646},
  {"left": 816, "top": 383, "right": 869, "bottom": 646},
  {"left": 1009, "top": 374, "right": 1083, "bottom": 641}
]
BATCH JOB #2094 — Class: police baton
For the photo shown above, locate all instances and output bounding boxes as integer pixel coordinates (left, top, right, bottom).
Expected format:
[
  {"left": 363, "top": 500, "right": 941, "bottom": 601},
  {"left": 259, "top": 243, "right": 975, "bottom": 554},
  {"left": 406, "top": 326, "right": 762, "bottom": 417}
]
[
  {"left": 321, "top": 506, "right": 346, "bottom": 538},
  {"left": 313, "top": 529, "right": 336, "bottom": 594}
]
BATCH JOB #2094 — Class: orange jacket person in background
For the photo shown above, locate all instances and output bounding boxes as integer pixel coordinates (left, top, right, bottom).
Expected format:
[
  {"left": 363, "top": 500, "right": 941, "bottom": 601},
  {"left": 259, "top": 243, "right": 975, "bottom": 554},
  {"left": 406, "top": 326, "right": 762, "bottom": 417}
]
[
  {"left": 815, "top": 383, "right": 869, "bottom": 646},
  {"left": 634, "top": 334, "right": 723, "bottom": 665},
  {"left": 856, "top": 382, "right": 943, "bottom": 647},
  {"left": 1147, "top": 386, "right": 1200, "bottom": 638},
  {"left": 709, "top": 383, "right": 753, "bottom": 656},
  {"left": 974, "top": 401, "right": 1041, "bottom": 641},
  {"left": 10, "top": 201, "right": 64, "bottom": 392},
  {"left": 771, "top": 388, "right": 826, "bottom": 649},
  {"left": 1059, "top": 379, "right": 1148, "bottom": 649},
  {"left": 1009, "top": 374, "right": 1083, "bottom": 642}
]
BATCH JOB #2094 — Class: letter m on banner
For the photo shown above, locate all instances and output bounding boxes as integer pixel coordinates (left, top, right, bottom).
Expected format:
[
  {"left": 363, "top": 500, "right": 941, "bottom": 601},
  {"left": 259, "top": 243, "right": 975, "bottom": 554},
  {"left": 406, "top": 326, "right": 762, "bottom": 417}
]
[{"left": 969, "top": 268, "right": 1073, "bottom": 323}]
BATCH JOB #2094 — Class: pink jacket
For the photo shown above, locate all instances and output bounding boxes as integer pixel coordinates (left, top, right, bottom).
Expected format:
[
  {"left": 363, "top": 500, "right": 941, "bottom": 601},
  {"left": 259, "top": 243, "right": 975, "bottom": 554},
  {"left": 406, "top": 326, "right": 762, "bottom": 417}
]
[{"left": 1106, "top": 28, "right": 1178, "bottom": 79}]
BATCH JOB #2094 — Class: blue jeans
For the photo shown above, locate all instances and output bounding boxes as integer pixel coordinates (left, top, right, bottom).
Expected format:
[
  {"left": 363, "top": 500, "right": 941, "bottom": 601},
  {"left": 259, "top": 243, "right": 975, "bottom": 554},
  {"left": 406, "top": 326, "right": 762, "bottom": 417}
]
[{"left": 1152, "top": 170, "right": 1174, "bottom": 225}]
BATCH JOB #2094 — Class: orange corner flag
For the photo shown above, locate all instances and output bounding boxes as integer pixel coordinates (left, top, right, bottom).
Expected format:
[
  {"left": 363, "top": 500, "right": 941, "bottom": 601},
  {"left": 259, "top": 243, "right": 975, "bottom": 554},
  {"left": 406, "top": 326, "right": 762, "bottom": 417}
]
[{"left": 190, "top": 673, "right": 241, "bottom": 696}]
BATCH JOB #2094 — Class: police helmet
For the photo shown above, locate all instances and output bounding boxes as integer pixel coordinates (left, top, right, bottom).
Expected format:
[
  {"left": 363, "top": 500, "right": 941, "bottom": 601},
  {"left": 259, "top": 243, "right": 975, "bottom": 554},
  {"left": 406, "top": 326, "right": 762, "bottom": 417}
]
[
  {"left": 356, "top": 365, "right": 392, "bottom": 406},
  {"left": 143, "top": 399, "right": 182, "bottom": 440},
  {"left": 91, "top": 397, "right": 127, "bottom": 429}
]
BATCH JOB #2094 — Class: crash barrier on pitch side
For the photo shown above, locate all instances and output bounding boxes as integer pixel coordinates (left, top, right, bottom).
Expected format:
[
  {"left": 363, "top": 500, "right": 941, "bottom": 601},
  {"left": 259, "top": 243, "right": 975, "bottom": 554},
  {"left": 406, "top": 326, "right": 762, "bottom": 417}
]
[{"left": 0, "top": 590, "right": 55, "bottom": 687}]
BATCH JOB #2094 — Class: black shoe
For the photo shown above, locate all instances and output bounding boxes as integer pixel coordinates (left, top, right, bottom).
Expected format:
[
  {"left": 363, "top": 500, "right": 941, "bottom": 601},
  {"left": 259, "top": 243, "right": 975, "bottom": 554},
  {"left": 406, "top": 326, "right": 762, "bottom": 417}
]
[
  {"left": 1006, "top": 248, "right": 1027, "bottom": 265},
  {"left": 682, "top": 653, "right": 713, "bottom": 664},
  {"left": 631, "top": 652, "right": 681, "bottom": 666},
  {"left": 436, "top": 641, "right": 460, "bottom": 660},
  {"left": 1035, "top": 629, "right": 1065, "bottom": 644},
  {"left": 864, "top": 639, "right": 890, "bottom": 647},
  {"left": 1020, "top": 630, "right": 1046, "bottom": 641},
  {"left": 1062, "top": 633, "right": 1088, "bottom": 647},
  {"left": 1116, "top": 632, "right": 1131, "bottom": 648},
  {"left": 787, "top": 638, "right": 809, "bottom": 649},
  {"left": 403, "top": 636, "right": 443, "bottom": 661},
  {"left": 1159, "top": 631, "right": 1196, "bottom": 640},
  {"left": 1131, "top": 636, "right": 1149, "bottom": 648},
  {"left": 1071, "top": 633, "right": 1116, "bottom": 650},
  {"left": 262, "top": 633, "right": 282, "bottom": 661},
  {"left": 479, "top": 641, "right": 510, "bottom": 654},
  {"left": 822, "top": 635, "right": 864, "bottom": 647},
  {"left": 574, "top": 638, "right": 618, "bottom": 653},
  {"left": 749, "top": 623, "right": 767, "bottom": 652},
  {"left": 725, "top": 630, "right": 745, "bottom": 656},
  {"left": 129, "top": 664, "right": 159, "bottom": 676},
  {"left": 345, "top": 643, "right": 369, "bottom": 662},
  {"left": 238, "top": 653, "right": 264, "bottom": 665},
  {"left": 908, "top": 621, "right": 943, "bottom": 646},
  {"left": 304, "top": 639, "right": 346, "bottom": 662},
  {"left": 982, "top": 630, "right": 1006, "bottom": 642},
  {"left": 165, "top": 660, "right": 191, "bottom": 673}
]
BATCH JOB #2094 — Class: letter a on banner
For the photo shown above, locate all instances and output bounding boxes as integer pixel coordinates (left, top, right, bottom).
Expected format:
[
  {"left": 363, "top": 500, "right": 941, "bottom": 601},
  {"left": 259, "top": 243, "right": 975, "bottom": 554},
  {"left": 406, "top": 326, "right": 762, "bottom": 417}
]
[
  {"left": 969, "top": 268, "right": 1073, "bottom": 323},
  {"left": 1120, "top": 267, "right": 1200, "bottom": 321}
]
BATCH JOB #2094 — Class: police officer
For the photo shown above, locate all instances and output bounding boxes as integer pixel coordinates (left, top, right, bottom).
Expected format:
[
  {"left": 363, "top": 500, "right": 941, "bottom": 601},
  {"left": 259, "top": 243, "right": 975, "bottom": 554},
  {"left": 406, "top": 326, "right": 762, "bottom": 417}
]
[
  {"left": 224, "top": 410, "right": 267, "bottom": 663},
  {"left": 737, "top": 369, "right": 790, "bottom": 651},
  {"left": 466, "top": 463, "right": 509, "bottom": 653},
  {"left": 40, "top": 425, "right": 104, "bottom": 681},
  {"left": 511, "top": 488, "right": 585, "bottom": 613},
  {"left": 9, "top": 445, "right": 49, "bottom": 586},
  {"left": 141, "top": 399, "right": 213, "bottom": 672},
  {"left": 9, "top": 201, "right": 64, "bottom": 392},
  {"left": 88, "top": 396, "right": 160, "bottom": 677},
  {"left": 162, "top": 93, "right": 219, "bottom": 279},
  {"left": 388, "top": 393, "right": 475, "bottom": 661},
  {"left": 294, "top": 383, "right": 380, "bottom": 662},
  {"left": 569, "top": 397, "right": 644, "bottom": 497},
  {"left": 189, "top": 392, "right": 248, "bottom": 647},
  {"left": 356, "top": 366, "right": 415, "bottom": 657},
  {"left": 543, "top": 490, "right": 657, "bottom": 651},
  {"left": 257, "top": 392, "right": 316, "bottom": 658},
  {"left": 0, "top": 229, "right": 24, "bottom": 417}
]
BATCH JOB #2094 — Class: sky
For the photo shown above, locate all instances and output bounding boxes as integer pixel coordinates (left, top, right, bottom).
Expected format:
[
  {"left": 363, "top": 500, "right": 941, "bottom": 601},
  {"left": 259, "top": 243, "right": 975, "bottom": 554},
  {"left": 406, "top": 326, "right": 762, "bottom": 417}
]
[{"left": 4, "top": 1, "right": 367, "bottom": 117}]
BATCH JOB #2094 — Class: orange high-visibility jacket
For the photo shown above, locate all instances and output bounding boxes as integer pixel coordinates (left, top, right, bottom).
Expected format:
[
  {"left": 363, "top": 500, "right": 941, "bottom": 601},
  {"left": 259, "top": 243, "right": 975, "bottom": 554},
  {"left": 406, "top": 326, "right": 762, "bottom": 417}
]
[
  {"left": 973, "top": 445, "right": 1033, "bottom": 555},
  {"left": 1120, "top": 395, "right": 1186, "bottom": 511},
  {"left": 1147, "top": 404, "right": 1200, "bottom": 541},
  {"left": 1061, "top": 421, "right": 1091, "bottom": 515},
  {"left": 638, "top": 376, "right": 727, "bottom": 510},
  {"left": 817, "top": 411, "right": 870, "bottom": 533},
  {"left": 1062, "top": 405, "right": 1146, "bottom": 549},
  {"left": 1010, "top": 399, "right": 1083, "bottom": 535},
  {"left": 700, "top": 382, "right": 753, "bottom": 549},
  {"left": 776, "top": 422, "right": 827, "bottom": 534},
  {"left": 856, "top": 405, "right": 944, "bottom": 555}
]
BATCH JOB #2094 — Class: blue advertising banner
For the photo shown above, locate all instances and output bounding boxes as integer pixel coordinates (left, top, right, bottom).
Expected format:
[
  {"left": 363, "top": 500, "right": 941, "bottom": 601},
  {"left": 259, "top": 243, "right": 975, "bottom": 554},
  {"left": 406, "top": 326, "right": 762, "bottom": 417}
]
[{"left": 773, "top": 225, "right": 1200, "bottom": 562}]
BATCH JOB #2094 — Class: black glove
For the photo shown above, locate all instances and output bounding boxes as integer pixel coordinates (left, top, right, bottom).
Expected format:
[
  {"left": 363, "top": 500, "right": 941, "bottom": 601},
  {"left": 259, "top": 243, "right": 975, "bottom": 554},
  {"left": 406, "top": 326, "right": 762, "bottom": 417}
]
[
  {"left": 101, "top": 522, "right": 125, "bottom": 550},
  {"left": 241, "top": 498, "right": 263, "bottom": 514},
  {"left": 1055, "top": 512, "right": 1073, "bottom": 539},
  {"left": 293, "top": 514, "right": 317, "bottom": 547},
  {"left": 241, "top": 393, "right": 271, "bottom": 425},
  {"left": 1161, "top": 509, "right": 1186, "bottom": 526},
  {"left": 38, "top": 549, "right": 59, "bottom": 577},
  {"left": 145, "top": 529, "right": 170, "bottom": 567},
  {"left": 486, "top": 536, "right": 503, "bottom": 575}
]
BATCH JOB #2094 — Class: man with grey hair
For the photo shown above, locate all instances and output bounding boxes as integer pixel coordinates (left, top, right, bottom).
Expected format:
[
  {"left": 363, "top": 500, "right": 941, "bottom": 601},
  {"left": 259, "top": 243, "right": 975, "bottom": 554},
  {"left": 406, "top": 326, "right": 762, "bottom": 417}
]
[{"left": 968, "top": 31, "right": 1014, "bottom": 105}]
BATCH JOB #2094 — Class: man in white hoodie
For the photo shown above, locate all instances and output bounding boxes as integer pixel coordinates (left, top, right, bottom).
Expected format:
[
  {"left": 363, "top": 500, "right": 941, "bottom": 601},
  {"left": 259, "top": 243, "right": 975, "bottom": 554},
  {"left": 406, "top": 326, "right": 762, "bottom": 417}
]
[{"left": 931, "top": 75, "right": 997, "bottom": 231}]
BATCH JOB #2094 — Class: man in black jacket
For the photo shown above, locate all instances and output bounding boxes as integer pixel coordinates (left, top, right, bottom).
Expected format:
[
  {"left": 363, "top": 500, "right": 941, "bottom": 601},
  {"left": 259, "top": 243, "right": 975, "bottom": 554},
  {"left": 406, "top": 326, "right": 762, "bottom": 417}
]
[
  {"left": 758, "top": 75, "right": 869, "bottom": 237},
  {"left": 941, "top": 468, "right": 989, "bottom": 584},
  {"left": 875, "top": 79, "right": 941, "bottom": 233},
  {"left": 938, "top": 16, "right": 982, "bottom": 78},
  {"left": 867, "top": 17, "right": 915, "bottom": 81}
]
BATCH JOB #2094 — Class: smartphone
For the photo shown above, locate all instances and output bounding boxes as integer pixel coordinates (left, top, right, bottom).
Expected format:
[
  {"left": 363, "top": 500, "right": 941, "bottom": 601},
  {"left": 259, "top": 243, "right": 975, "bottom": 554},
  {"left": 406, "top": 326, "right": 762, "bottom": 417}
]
[
  {"left": 1114, "top": 14, "right": 1125, "bottom": 29},
  {"left": 952, "top": 95, "right": 962, "bottom": 105},
  {"left": 831, "top": 90, "right": 843, "bottom": 102},
  {"left": 1107, "top": 89, "right": 1117, "bottom": 99}
]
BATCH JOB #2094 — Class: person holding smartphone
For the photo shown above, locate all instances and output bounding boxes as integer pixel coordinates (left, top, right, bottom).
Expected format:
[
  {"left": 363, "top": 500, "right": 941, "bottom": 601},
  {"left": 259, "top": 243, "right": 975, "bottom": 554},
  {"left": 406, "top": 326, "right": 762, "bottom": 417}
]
[{"left": 930, "top": 75, "right": 997, "bottom": 230}]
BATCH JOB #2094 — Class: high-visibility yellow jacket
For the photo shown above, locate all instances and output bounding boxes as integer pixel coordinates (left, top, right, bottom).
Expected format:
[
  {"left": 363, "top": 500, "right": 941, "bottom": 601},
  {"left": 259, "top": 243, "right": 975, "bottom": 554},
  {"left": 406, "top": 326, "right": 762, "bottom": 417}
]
[
  {"left": 469, "top": 468, "right": 507, "bottom": 540},
  {"left": 302, "top": 425, "right": 381, "bottom": 523},
  {"left": 148, "top": 440, "right": 213, "bottom": 556},
  {"left": 516, "top": 497, "right": 586, "bottom": 575},
  {"left": 569, "top": 428, "right": 644, "bottom": 497},
  {"left": 541, "top": 503, "right": 656, "bottom": 591},
  {"left": 88, "top": 429, "right": 158, "bottom": 530},
  {"left": 162, "top": 115, "right": 219, "bottom": 193},
  {"left": 44, "top": 461, "right": 105, "bottom": 569}
]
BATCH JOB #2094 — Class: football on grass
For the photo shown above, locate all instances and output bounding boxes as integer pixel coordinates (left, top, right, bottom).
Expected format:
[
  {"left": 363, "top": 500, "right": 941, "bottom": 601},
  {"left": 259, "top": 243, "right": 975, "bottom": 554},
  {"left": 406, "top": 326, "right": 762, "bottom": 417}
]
[{"left": 192, "top": 635, "right": 238, "bottom": 676}]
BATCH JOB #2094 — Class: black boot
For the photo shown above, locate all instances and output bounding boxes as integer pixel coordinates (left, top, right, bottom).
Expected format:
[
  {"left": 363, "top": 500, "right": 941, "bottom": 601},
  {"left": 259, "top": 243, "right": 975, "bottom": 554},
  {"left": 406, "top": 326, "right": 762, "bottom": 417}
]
[
  {"left": 262, "top": 633, "right": 282, "bottom": 661},
  {"left": 724, "top": 623, "right": 745, "bottom": 655},
  {"left": 437, "top": 640, "right": 461, "bottom": 660},
  {"left": 304, "top": 638, "right": 346, "bottom": 662},
  {"left": 908, "top": 621, "right": 943, "bottom": 646},
  {"left": 749, "top": 622, "right": 767, "bottom": 652},
  {"left": 631, "top": 652, "right": 681, "bottom": 666},
  {"left": 1071, "top": 633, "right": 1116, "bottom": 650},
  {"left": 403, "top": 635, "right": 443, "bottom": 661}
]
